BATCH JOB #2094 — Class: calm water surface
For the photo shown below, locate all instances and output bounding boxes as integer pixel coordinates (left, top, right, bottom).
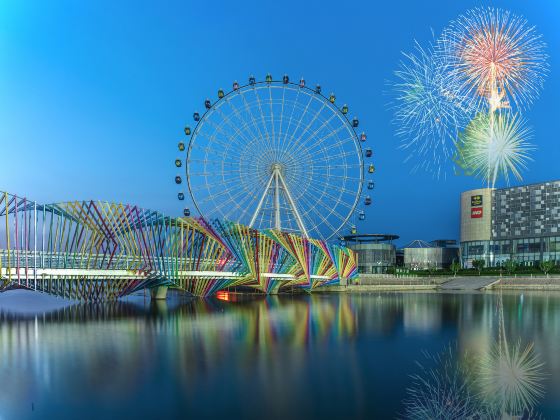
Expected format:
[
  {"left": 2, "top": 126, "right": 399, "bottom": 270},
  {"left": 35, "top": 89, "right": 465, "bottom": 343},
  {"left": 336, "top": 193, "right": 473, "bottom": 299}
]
[{"left": 0, "top": 290, "right": 559, "bottom": 419}]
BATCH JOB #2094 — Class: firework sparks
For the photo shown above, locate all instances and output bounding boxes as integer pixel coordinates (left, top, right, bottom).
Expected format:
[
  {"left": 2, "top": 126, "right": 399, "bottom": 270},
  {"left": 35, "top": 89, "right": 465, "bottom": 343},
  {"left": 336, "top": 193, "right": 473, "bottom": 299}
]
[
  {"left": 402, "top": 346, "right": 489, "bottom": 419},
  {"left": 454, "top": 112, "right": 534, "bottom": 187},
  {"left": 391, "top": 40, "right": 474, "bottom": 177},
  {"left": 478, "top": 341, "right": 546, "bottom": 416},
  {"left": 441, "top": 7, "right": 548, "bottom": 111}
]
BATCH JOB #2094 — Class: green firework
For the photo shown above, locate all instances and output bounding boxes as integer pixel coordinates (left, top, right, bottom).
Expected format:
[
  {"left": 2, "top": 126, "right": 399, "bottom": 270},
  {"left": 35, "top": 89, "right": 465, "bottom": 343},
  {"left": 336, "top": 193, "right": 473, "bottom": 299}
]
[{"left": 453, "top": 112, "right": 534, "bottom": 187}]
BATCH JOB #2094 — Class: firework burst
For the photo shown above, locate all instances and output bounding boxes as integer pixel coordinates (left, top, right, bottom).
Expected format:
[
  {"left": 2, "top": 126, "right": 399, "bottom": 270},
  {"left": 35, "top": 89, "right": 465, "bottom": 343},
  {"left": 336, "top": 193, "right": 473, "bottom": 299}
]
[
  {"left": 402, "top": 346, "right": 490, "bottom": 419},
  {"left": 454, "top": 112, "right": 534, "bottom": 187},
  {"left": 441, "top": 7, "right": 548, "bottom": 112},
  {"left": 392, "top": 40, "right": 474, "bottom": 177},
  {"left": 478, "top": 341, "right": 546, "bottom": 416}
]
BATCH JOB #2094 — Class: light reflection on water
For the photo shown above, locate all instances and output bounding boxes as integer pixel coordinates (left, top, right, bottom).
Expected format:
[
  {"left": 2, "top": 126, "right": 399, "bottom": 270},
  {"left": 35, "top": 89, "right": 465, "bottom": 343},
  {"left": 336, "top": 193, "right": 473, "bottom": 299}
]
[{"left": 0, "top": 290, "right": 559, "bottom": 419}]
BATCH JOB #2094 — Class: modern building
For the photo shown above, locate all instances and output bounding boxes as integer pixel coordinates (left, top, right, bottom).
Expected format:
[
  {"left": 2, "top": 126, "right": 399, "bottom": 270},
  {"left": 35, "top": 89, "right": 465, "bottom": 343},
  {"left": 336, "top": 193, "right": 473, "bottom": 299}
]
[
  {"left": 401, "top": 239, "right": 459, "bottom": 270},
  {"left": 460, "top": 180, "right": 560, "bottom": 267},
  {"left": 342, "top": 234, "right": 398, "bottom": 274}
]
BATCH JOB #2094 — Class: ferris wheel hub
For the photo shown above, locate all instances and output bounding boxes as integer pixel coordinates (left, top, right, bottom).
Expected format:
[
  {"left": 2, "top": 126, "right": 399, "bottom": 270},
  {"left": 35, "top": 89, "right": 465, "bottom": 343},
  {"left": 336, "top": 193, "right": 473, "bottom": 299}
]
[{"left": 270, "top": 163, "right": 283, "bottom": 173}]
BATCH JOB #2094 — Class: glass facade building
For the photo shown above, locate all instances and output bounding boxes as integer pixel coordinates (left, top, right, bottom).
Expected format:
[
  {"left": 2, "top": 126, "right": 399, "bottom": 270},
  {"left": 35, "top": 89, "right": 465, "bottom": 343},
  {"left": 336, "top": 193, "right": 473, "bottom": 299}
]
[
  {"left": 402, "top": 240, "right": 459, "bottom": 270},
  {"left": 342, "top": 234, "right": 398, "bottom": 274},
  {"left": 460, "top": 181, "right": 560, "bottom": 267}
]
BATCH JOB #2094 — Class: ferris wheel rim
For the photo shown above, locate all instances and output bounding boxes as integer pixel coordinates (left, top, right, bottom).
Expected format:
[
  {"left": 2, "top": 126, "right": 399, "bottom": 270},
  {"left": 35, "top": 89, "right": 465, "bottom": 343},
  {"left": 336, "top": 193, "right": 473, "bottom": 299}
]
[{"left": 184, "top": 78, "right": 365, "bottom": 240}]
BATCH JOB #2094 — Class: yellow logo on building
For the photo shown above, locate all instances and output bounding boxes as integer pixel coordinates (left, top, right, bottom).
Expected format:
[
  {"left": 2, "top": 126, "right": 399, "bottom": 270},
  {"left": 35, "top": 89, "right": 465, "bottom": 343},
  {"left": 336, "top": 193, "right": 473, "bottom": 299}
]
[{"left": 471, "top": 195, "right": 483, "bottom": 206}]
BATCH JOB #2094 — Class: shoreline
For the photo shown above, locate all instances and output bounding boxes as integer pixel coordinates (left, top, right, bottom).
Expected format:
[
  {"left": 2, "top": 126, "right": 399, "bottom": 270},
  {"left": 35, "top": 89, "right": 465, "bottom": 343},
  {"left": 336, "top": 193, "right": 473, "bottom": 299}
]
[{"left": 322, "top": 275, "right": 560, "bottom": 293}]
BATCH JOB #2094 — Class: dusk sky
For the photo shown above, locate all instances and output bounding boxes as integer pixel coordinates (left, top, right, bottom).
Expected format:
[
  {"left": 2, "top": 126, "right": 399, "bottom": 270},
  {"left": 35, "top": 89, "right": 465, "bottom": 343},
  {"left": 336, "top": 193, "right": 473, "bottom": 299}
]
[{"left": 1, "top": 0, "right": 558, "bottom": 245}]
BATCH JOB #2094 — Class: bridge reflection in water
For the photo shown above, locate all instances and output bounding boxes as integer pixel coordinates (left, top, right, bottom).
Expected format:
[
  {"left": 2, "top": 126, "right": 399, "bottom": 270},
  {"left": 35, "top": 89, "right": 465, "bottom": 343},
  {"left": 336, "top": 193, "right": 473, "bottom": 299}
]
[
  {"left": 0, "top": 192, "right": 357, "bottom": 300},
  {"left": 0, "top": 291, "right": 559, "bottom": 418}
]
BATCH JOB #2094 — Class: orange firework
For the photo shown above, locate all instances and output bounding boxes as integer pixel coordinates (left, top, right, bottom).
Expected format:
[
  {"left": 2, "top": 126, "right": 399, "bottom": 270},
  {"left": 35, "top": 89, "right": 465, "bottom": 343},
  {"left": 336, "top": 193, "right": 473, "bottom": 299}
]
[{"left": 441, "top": 7, "right": 548, "bottom": 111}]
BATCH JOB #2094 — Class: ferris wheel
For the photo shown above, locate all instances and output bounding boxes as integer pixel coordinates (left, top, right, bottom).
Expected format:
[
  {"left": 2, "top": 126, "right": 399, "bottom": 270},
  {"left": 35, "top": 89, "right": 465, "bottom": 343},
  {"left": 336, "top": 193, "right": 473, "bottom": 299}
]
[{"left": 175, "top": 74, "right": 375, "bottom": 240}]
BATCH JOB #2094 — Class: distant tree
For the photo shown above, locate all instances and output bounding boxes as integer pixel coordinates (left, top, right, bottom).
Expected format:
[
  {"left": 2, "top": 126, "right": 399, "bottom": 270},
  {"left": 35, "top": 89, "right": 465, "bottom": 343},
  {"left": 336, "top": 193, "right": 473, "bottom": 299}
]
[
  {"left": 426, "top": 262, "right": 438, "bottom": 276},
  {"left": 503, "top": 259, "right": 518, "bottom": 275},
  {"left": 450, "top": 260, "right": 461, "bottom": 277},
  {"left": 472, "top": 259, "right": 485, "bottom": 276},
  {"left": 386, "top": 266, "right": 396, "bottom": 275},
  {"left": 539, "top": 260, "right": 555, "bottom": 276}
]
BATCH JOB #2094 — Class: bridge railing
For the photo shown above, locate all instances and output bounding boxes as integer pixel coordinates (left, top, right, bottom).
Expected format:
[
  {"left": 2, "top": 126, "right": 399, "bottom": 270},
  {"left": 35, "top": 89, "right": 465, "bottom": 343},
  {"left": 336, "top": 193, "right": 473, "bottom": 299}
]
[{"left": 0, "top": 249, "right": 235, "bottom": 274}]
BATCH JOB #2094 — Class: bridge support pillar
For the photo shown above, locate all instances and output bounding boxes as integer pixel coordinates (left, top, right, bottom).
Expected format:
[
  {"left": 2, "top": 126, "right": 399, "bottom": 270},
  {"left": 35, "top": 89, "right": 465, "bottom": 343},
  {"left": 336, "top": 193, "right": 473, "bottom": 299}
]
[
  {"left": 268, "top": 281, "right": 283, "bottom": 295},
  {"left": 150, "top": 286, "right": 168, "bottom": 300}
]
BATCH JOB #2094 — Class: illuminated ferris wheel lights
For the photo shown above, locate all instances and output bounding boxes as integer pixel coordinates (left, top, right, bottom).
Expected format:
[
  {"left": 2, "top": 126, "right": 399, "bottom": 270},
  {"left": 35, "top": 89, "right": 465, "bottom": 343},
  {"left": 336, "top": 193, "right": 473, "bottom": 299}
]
[
  {"left": 364, "top": 196, "right": 372, "bottom": 206},
  {"left": 233, "top": 81, "right": 239, "bottom": 90},
  {"left": 218, "top": 88, "right": 224, "bottom": 98},
  {"left": 183, "top": 208, "right": 190, "bottom": 217},
  {"left": 193, "top": 112, "right": 200, "bottom": 122},
  {"left": 204, "top": 99, "right": 212, "bottom": 109},
  {"left": 249, "top": 75, "right": 256, "bottom": 85},
  {"left": 359, "top": 210, "right": 366, "bottom": 221},
  {"left": 352, "top": 117, "right": 359, "bottom": 128},
  {"left": 184, "top": 126, "right": 191, "bottom": 136},
  {"left": 315, "top": 84, "right": 322, "bottom": 94},
  {"left": 341, "top": 104, "right": 349, "bottom": 115},
  {"left": 283, "top": 74, "right": 289, "bottom": 84},
  {"left": 174, "top": 176, "right": 182, "bottom": 184},
  {"left": 178, "top": 192, "right": 185, "bottom": 201},
  {"left": 368, "top": 180, "right": 375, "bottom": 190},
  {"left": 365, "top": 148, "right": 372, "bottom": 158},
  {"left": 265, "top": 73, "right": 272, "bottom": 83},
  {"left": 174, "top": 159, "right": 182, "bottom": 168},
  {"left": 360, "top": 132, "right": 367, "bottom": 142},
  {"left": 178, "top": 142, "right": 185, "bottom": 152},
  {"left": 299, "top": 77, "right": 305, "bottom": 88},
  {"left": 329, "top": 93, "right": 336, "bottom": 103}
]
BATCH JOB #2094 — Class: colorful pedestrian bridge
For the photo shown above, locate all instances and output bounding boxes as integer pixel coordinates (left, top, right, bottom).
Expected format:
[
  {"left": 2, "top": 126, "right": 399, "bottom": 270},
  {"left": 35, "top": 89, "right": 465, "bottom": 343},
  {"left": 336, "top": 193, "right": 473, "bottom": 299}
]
[{"left": 0, "top": 192, "right": 357, "bottom": 301}]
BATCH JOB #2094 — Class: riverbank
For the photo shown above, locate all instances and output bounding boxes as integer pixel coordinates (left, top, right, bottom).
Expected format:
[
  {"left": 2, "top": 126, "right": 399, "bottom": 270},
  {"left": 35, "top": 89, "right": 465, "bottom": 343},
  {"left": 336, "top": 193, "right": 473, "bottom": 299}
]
[
  {"left": 323, "top": 275, "right": 560, "bottom": 293},
  {"left": 322, "top": 284, "right": 437, "bottom": 293},
  {"left": 494, "top": 276, "right": 560, "bottom": 291}
]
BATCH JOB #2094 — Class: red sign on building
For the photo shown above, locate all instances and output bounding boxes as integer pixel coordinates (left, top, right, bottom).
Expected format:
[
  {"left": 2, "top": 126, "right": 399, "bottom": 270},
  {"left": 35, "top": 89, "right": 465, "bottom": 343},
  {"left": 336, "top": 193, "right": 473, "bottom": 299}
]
[{"left": 471, "top": 207, "right": 483, "bottom": 218}]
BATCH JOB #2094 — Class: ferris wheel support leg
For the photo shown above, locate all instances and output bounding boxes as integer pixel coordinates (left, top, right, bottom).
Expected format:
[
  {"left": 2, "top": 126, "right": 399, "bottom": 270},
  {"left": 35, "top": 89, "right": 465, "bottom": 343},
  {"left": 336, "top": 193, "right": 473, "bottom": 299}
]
[
  {"left": 249, "top": 172, "right": 275, "bottom": 228},
  {"left": 277, "top": 169, "right": 309, "bottom": 238},
  {"left": 274, "top": 171, "right": 281, "bottom": 230}
]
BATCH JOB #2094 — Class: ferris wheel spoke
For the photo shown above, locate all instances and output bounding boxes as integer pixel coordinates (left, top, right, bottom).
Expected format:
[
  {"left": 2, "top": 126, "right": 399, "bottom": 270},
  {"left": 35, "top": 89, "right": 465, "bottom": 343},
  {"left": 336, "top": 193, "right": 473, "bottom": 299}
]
[
  {"left": 296, "top": 180, "right": 356, "bottom": 213},
  {"left": 284, "top": 171, "right": 357, "bottom": 218},
  {"left": 191, "top": 127, "right": 245, "bottom": 159},
  {"left": 201, "top": 182, "right": 258, "bottom": 218},
  {"left": 288, "top": 172, "right": 359, "bottom": 199},
  {"left": 267, "top": 85, "right": 277, "bottom": 153},
  {"left": 279, "top": 93, "right": 314, "bottom": 159},
  {"left": 281, "top": 101, "right": 343, "bottom": 159},
  {"left": 275, "top": 85, "right": 287, "bottom": 161},
  {"left": 189, "top": 144, "right": 243, "bottom": 162},
  {"left": 211, "top": 104, "right": 263, "bottom": 151},
  {"left": 287, "top": 145, "right": 356, "bottom": 171},
  {"left": 220, "top": 96, "right": 268, "bottom": 150},
  {"left": 295, "top": 191, "right": 343, "bottom": 238},
  {"left": 280, "top": 103, "right": 333, "bottom": 162},
  {"left": 287, "top": 120, "right": 351, "bottom": 161},
  {"left": 300, "top": 192, "right": 350, "bottom": 234},
  {"left": 251, "top": 87, "right": 275, "bottom": 152},
  {"left": 222, "top": 188, "right": 262, "bottom": 222},
  {"left": 199, "top": 114, "right": 253, "bottom": 153},
  {"left": 236, "top": 92, "right": 272, "bottom": 152},
  {"left": 277, "top": 87, "right": 303, "bottom": 156}
]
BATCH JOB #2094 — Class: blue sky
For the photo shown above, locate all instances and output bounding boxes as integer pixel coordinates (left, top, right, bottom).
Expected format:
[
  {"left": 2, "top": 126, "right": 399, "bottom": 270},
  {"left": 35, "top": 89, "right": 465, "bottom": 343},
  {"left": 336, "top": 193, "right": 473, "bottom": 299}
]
[{"left": 1, "top": 0, "right": 558, "bottom": 245}]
